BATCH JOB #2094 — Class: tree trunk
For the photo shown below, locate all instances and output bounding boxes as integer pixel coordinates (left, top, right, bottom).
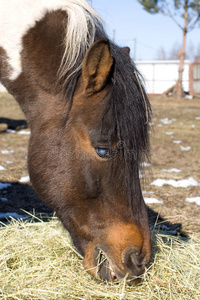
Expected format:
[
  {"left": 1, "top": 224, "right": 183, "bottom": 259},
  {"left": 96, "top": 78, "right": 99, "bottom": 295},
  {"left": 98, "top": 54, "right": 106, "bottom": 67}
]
[{"left": 177, "top": 0, "right": 188, "bottom": 100}]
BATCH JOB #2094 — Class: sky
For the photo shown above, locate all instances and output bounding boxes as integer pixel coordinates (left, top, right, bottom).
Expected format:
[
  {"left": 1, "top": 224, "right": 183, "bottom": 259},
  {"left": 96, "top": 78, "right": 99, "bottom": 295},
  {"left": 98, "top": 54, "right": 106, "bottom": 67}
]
[{"left": 90, "top": 0, "right": 200, "bottom": 61}]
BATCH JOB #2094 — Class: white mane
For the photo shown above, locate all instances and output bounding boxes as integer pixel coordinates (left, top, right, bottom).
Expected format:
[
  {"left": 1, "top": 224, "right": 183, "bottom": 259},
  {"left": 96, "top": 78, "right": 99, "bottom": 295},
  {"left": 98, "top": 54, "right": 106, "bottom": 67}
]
[{"left": 59, "top": 0, "right": 104, "bottom": 80}]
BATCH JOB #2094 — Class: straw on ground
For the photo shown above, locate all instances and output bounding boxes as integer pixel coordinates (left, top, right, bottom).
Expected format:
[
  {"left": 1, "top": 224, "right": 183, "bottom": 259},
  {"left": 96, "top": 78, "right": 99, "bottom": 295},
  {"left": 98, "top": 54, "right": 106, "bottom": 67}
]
[{"left": 0, "top": 217, "right": 200, "bottom": 300}]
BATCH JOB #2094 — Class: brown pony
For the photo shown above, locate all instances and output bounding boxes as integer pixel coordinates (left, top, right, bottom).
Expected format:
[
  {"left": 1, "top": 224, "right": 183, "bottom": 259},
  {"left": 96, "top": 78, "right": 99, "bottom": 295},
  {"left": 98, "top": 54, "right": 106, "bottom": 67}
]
[{"left": 0, "top": 0, "right": 152, "bottom": 282}]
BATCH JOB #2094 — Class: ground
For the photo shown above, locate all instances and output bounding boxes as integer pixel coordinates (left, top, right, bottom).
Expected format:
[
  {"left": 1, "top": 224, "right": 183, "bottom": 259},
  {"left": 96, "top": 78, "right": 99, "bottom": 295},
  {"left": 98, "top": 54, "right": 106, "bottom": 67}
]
[{"left": 0, "top": 92, "right": 200, "bottom": 238}]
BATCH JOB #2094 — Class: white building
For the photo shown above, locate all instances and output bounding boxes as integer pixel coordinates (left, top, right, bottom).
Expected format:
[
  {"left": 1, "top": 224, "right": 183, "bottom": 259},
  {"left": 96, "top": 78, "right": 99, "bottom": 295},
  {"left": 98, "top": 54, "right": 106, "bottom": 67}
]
[{"left": 136, "top": 60, "right": 190, "bottom": 94}]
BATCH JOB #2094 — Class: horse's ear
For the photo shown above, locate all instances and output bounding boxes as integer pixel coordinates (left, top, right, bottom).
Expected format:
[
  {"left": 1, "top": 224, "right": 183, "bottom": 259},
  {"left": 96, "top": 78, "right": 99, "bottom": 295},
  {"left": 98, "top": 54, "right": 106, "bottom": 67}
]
[
  {"left": 82, "top": 39, "right": 113, "bottom": 94},
  {"left": 122, "top": 47, "right": 130, "bottom": 57}
]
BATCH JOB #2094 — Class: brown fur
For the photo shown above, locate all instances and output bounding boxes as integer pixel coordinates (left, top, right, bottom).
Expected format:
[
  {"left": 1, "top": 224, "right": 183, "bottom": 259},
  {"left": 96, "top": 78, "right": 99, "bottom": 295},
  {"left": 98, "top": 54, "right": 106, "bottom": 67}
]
[{"left": 0, "top": 10, "right": 151, "bottom": 282}]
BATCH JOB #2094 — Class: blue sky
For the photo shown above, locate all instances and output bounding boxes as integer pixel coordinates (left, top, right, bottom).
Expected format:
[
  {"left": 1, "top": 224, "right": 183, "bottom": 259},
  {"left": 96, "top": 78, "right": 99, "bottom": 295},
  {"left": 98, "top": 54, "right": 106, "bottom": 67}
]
[{"left": 91, "top": 0, "right": 200, "bottom": 60}]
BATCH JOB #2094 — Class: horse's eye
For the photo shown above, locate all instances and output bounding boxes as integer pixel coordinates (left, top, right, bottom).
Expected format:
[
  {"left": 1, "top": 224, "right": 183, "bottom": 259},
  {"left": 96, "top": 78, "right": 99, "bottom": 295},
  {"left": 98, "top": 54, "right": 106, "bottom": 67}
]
[{"left": 95, "top": 148, "right": 111, "bottom": 159}]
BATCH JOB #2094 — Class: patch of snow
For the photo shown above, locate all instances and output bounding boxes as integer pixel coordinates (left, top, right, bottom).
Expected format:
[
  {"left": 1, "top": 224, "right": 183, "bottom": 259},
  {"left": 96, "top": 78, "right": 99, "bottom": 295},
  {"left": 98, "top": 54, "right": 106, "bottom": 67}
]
[
  {"left": 160, "top": 118, "right": 176, "bottom": 125},
  {"left": 185, "top": 95, "right": 193, "bottom": 100},
  {"left": 0, "top": 212, "right": 25, "bottom": 220},
  {"left": 157, "top": 124, "right": 162, "bottom": 127},
  {"left": 173, "top": 140, "right": 182, "bottom": 144},
  {"left": 1, "top": 150, "right": 14, "bottom": 154},
  {"left": 141, "top": 162, "right": 151, "bottom": 167},
  {"left": 139, "top": 172, "right": 145, "bottom": 179},
  {"left": 19, "top": 175, "right": 30, "bottom": 183},
  {"left": 195, "top": 116, "right": 200, "bottom": 120},
  {"left": 143, "top": 191, "right": 154, "bottom": 194},
  {"left": 5, "top": 161, "right": 13, "bottom": 164},
  {"left": 150, "top": 177, "right": 199, "bottom": 188},
  {"left": 0, "top": 165, "right": 7, "bottom": 171},
  {"left": 180, "top": 146, "right": 191, "bottom": 151},
  {"left": 6, "top": 129, "right": 16, "bottom": 133},
  {"left": 191, "top": 125, "right": 195, "bottom": 128},
  {"left": 144, "top": 197, "right": 163, "bottom": 204},
  {"left": 0, "top": 182, "right": 12, "bottom": 190},
  {"left": 185, "top": 197, "right": 200, "bottom": 206},
  {"left": 18, "top": 130, "right": 30, "bottom": 135},
  {"left": 161, "top": 168, "right": 181, "bottom": 173},
  {"left": 0, "top": 197, "right": 8, "bottom": 202},
  {"left": 165, "top": 132, "right": 173, "bottom": 135}
]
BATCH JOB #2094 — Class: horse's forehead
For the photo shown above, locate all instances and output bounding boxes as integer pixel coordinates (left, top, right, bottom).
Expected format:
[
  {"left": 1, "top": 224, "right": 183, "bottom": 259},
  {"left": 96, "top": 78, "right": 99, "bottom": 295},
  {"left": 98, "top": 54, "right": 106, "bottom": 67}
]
[{"left": 0, "top": 0, "right": 65, "bottom": 80}]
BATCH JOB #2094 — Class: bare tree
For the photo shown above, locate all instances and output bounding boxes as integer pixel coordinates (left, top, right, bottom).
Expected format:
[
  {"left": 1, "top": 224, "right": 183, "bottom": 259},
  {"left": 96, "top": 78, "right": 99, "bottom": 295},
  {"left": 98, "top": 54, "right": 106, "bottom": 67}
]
[
  {"left": 169, "top": 43, "right": 181, "bottom": 59},
  {"left": 138, "top": 0, "right": 200, "bottom": 99},
  {"left": 156, "top": 46, "right": 167, "bottom": 60}
]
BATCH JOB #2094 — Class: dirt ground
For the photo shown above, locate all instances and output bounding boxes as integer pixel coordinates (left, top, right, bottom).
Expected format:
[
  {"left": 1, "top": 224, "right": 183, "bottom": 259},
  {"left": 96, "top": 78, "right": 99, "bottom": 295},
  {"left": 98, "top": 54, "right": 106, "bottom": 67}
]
[{"left": 0, "top": 92, "right": 200, "bottom": 238}]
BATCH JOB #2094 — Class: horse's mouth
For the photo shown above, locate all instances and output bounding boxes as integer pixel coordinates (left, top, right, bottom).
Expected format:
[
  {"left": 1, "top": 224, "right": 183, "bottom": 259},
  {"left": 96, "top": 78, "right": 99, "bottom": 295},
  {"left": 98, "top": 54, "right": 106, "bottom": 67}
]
[
  {"left": 94, "top": 247, "right": 146, "bottom": 283},
  {"left": 95, "top": 248, "right": 118, "bottom": 282}
]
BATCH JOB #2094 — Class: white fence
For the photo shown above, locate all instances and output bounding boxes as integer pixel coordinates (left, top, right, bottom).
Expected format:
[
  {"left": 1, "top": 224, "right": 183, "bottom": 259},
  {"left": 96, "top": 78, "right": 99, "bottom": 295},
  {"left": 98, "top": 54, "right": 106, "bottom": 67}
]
[
  {"left": 0, "top": 60, "right": 191, "bottom": 95},
  {"left": 136, "top": 60, "right": 190, "bottom": 94}
]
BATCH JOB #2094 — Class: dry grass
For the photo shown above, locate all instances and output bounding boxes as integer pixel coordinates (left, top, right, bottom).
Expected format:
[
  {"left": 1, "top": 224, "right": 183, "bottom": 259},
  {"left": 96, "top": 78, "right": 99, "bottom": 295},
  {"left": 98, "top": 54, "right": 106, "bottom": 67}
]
[
  {"left": 145, "top": 95, "right": 200, "bottom": 237},
  {"left": 0, "top": 93, "right": 28, "bottom": 183},
  {"left": 0, "top": 216, "right": 200, "bottom": 300}
]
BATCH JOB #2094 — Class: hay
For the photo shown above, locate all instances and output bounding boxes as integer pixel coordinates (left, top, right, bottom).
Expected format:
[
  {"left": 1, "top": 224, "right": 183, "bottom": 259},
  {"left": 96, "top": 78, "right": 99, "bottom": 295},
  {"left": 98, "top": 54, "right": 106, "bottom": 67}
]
[{"left": 0, "top": 217, "right": 200, "bottom": 300}]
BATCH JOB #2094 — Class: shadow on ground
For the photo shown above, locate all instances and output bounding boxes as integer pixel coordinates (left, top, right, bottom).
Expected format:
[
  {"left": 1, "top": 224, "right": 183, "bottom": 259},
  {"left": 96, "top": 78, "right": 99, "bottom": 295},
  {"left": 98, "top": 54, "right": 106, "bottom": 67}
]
[
  {"left": 0, "top": 117, "right": 28, "bottom": 132},
  {"left": 0, "top": 181, "right": 189, "bottom": 241},
  {"left": 0, "top": 182, "right": 53, "bottom": 221}
]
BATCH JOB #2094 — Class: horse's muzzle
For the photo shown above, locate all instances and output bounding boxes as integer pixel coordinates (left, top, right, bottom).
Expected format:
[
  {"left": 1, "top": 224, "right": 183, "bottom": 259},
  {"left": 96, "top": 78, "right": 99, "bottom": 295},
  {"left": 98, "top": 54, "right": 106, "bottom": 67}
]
[{"left": 94, "top": 246, "right": 146, "bottom": 283}]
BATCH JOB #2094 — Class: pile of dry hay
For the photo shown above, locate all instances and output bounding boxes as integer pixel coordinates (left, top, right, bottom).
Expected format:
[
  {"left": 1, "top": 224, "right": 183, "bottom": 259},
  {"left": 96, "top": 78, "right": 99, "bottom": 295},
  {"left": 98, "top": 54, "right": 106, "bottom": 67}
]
[{"left": 0, "top": 216, "right": 200, "bottom": 300}]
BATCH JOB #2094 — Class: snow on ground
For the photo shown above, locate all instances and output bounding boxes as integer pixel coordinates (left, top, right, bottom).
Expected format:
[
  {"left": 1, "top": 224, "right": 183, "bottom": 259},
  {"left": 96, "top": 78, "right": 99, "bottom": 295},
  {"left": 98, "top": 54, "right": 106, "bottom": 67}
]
[
  {"left": 0, "top": 182, "right": 11, "bottom": 190},
  {"left": 144, "top": 197, "right": 163, "bottom": 204},
  {"left": 0, "top": 212, "right": 25, "bottom": 220},
  {"left": 6, "top": 129, "right": 15, "bottom": 133},
  {"left": 195, "top": 116, "right": 200, "bottom": 120},
  {"left": 18, "top": 130, "right": 30, "bottom": 135},
  {"left": 0, "top": 165, "right": 7, "bottom": 171},
  {"left": 5, "top": 161, "right": 13, "bottom": 164},
  {"left": 180, "top": 146, "right": 191, "bottom": 151},
  {"left": 173, "top": 140, "right": 182, "bottom": 144},
  {"left": 143, "top": 191, "right": 154, "bottom": 194},
  {"left": 139, "top": 172, "right": 145, "bottom": 179},
  {"left": 19, "top": 175, "right": 30, "bottom": 183},
  {"left": 154, "top": 224, "right": 178, "bottom": 235},
  {"left": 185, "top": 197, "right": 200, "bottom": 206},
  {"left": 160, "top": 118, "right": 176, "bottom": 125},
  {"left": 141, "top": 162, "right": 151, "bottom": 167},
  {"left": 161, "top": 168, "right": 181, "bottom": 173},
  {"left": 1, "top": 150, "right": 14, "bottom": 154},
  {"left": 150, "top": 177, "right": 199, "bottom": 188},
  {"left": 165, "top": 132, "right": 173, "bottom": 135},
  {"left": 0, "top": 197, "right": 8, "bottom": 202}
]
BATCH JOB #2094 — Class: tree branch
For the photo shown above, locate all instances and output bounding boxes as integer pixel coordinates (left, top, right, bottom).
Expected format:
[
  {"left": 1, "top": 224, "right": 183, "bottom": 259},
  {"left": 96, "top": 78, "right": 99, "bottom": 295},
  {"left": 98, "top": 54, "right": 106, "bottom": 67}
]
[
  {"left": 187, "top": 13, "right": 200, "bottom": 31},
  {"left": 162, "top": 1, "right": 184, "bottom": 30}
]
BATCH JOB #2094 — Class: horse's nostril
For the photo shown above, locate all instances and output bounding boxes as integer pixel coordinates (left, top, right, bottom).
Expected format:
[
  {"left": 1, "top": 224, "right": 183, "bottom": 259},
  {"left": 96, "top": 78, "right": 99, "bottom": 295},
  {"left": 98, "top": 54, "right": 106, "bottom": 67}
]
[{"left": 122, "top": 246, "right": 145, "bottom": 276}]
